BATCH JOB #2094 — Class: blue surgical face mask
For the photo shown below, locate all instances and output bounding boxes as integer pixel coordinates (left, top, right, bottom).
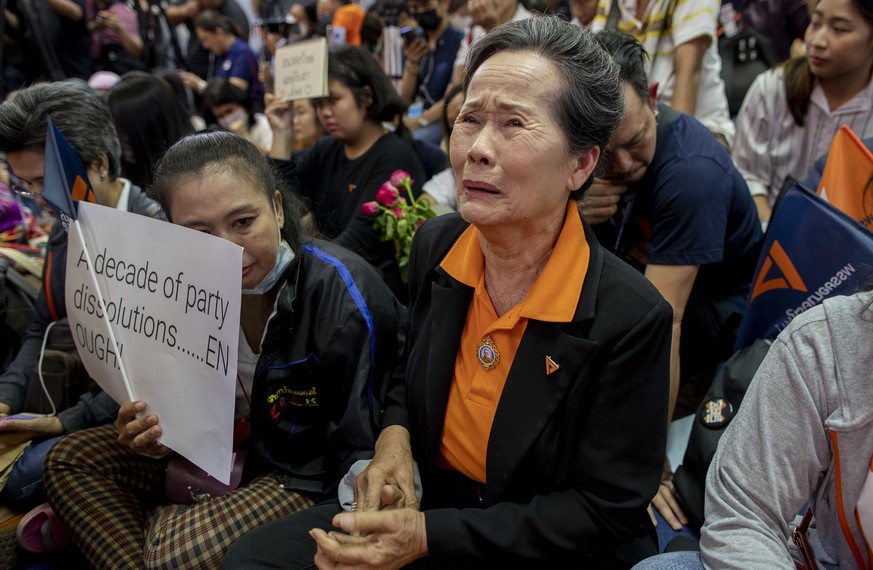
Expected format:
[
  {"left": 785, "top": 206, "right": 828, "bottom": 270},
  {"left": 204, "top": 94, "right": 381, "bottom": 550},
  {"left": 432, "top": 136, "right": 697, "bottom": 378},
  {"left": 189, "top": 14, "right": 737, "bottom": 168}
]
[{"left": 242, "top": 239, "right": 295, "bottom": 295}]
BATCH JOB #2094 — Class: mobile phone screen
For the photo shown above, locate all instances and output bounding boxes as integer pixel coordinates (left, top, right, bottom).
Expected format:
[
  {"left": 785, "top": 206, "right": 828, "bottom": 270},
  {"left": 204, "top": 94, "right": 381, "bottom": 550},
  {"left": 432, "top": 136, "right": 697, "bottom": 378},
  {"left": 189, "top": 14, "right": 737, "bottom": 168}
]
[{"left": 1, "top": 412, "right": 45, "bottom": 422}]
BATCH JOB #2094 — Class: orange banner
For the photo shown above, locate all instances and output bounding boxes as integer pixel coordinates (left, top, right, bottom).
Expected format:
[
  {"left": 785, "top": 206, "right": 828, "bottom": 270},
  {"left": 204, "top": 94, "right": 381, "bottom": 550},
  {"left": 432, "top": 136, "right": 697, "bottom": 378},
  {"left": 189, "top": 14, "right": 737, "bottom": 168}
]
[{"left": 817, "top": 125, "right": 873, "bottom": 230}]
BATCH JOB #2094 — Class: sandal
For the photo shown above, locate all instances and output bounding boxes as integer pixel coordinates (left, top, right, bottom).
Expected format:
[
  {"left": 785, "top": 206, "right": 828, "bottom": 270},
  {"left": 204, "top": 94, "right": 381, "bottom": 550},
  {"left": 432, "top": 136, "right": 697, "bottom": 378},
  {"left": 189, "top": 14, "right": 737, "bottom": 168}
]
[{"left": 15, "top": 502, "right": 68, "bottom": 553}]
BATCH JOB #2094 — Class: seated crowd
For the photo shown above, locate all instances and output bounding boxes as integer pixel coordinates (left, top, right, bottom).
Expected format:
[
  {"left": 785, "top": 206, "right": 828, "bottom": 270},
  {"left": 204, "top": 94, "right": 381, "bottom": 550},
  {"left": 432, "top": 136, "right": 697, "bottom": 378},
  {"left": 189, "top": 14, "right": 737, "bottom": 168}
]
[{"left": 0, "top": 0, "right": 871, "bottom": 567}]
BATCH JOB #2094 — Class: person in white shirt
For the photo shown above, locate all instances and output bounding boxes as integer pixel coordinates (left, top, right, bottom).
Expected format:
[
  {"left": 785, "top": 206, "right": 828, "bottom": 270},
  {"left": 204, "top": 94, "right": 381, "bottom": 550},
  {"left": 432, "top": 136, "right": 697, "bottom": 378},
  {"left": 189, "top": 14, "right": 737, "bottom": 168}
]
[
  {"left": 589, "top": 0, "right": 735, "bottom": 147},
  {"left": 732, "top": 0, "right": 873, "bottom": 224}
]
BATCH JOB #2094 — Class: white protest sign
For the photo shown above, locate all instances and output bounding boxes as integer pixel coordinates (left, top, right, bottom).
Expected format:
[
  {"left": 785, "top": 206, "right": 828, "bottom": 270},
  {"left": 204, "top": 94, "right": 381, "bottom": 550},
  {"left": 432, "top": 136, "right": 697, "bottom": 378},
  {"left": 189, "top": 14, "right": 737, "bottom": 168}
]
[
  {"left": 274, "top": 37, "right": 328, "bottom": 101},
  {"left": 66, "top": 202, "right": 242, "bottom": 484}
]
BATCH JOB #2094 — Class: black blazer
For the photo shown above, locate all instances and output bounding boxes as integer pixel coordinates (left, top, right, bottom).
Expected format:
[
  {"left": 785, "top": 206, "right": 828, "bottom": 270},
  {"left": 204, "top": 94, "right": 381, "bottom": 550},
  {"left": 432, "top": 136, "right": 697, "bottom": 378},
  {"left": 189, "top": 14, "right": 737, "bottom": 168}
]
[{"left": 385, "top": 212, "right": 673, "bottom": 568}]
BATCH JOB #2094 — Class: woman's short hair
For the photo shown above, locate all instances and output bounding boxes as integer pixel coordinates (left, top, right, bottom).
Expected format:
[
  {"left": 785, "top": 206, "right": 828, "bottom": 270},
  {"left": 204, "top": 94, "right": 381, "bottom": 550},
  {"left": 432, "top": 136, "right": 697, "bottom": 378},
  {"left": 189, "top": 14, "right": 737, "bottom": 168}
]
[
  {"left": 463, "top": 17, "right": 623, "bottom": 194},
  {"left": 150, "top": 131, "right": 304, "bottom": 253},
  {"left": 0, "top": 81, "right": 122, "bottom": 179},
  {"left": 328, "top": 46, "right": 407, "bottom": 123},
  {"left": 107, "top": 72, "right": 195, "bottom": 188}
]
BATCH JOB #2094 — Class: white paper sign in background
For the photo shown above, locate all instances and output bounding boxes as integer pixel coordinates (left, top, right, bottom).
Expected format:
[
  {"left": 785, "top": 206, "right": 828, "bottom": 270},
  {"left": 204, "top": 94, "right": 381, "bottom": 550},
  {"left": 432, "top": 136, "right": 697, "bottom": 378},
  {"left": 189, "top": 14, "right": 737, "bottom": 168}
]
[
  {"left": 66, "top": 202, "right": 242, "bottom": 483},
  {"left": 274, "top": 37, "right": 328, "bottom": 102}
]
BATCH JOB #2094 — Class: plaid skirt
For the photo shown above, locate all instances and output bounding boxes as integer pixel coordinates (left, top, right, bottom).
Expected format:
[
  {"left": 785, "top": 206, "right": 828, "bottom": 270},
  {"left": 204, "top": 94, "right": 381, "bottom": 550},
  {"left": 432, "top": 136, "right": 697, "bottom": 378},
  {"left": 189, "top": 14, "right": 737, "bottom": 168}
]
[{"left": 44, "top": 424, "right": 317, "bottom": 569}]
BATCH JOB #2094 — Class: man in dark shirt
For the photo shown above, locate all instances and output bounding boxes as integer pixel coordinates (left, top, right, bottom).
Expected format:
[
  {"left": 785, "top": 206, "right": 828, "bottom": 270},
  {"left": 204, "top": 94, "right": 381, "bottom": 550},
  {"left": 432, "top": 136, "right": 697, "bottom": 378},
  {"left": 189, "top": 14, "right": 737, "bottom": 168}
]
[
  {"left": 580, "top": 30, "right": 763, "bottom": 533},
  {"left": 399, "top": 0, "right": 463, "bottom": 146}
]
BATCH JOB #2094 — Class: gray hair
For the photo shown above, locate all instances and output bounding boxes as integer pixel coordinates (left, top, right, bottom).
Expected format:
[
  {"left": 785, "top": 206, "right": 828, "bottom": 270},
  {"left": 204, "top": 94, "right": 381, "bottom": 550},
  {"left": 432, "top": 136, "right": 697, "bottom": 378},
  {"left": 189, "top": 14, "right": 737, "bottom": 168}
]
[
  {"left": 0, "top": 81, "right": 122, "bottom": 180},
  {"left": 464, "top": 17, "right": 624, "bottom": 195}
]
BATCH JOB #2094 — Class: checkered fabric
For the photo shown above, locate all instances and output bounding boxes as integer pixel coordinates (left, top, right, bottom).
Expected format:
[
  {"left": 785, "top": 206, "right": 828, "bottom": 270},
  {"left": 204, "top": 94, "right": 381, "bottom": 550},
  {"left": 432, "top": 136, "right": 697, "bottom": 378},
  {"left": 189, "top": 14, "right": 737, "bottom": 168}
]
[{"left": 45, "top": 425, "right": 317, "bottom": 569}]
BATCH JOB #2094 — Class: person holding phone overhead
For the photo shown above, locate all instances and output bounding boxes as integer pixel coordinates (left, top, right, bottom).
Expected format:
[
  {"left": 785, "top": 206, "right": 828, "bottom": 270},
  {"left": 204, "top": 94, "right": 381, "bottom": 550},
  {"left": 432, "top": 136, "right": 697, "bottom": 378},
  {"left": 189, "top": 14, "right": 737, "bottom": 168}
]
[{"left": 398, "top": 0, "right": 464, "bottom": 146}]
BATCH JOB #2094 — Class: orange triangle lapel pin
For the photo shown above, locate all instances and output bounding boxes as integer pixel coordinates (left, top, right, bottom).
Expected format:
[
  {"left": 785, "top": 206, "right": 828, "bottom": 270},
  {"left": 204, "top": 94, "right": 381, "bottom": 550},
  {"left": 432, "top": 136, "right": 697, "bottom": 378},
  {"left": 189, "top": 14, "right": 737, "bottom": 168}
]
[{"left": 545, "top": 355, "right": 560, "bottom": 376}]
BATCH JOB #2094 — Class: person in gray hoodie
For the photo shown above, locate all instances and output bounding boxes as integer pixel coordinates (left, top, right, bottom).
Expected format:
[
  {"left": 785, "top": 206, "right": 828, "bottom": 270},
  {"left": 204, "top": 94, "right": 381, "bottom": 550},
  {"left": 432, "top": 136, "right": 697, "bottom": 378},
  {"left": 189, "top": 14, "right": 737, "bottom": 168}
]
[
  {"left": 632, "top": 289, "right": 873, "bottom": 570},
  {"left": 701, "top": 289, "right": 873, "bottom": 568}
]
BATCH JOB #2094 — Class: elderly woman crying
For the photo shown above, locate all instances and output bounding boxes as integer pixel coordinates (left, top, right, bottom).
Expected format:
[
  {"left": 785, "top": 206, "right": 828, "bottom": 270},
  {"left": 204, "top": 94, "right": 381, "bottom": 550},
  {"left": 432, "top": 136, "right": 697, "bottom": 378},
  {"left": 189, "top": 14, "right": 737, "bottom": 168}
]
[{"left": 225, "top": 16, "right": 673, "bottom": 569}]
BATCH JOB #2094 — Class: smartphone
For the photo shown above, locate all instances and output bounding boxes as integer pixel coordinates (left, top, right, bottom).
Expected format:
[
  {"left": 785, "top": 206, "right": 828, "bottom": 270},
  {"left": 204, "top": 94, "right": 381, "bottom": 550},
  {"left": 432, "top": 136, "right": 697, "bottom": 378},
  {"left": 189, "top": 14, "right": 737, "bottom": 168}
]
[
  {"left": 400, "top": 26, "right": 425, "bottom": 44},
  {"left": 327, "top": 25, "right": 347, "bottom": 47},
  {"left": 1, "top": 412, "right": 45, "bottom": 422},
  {"left": 407, "top": 101, "right": 424, "bottom": 119}
]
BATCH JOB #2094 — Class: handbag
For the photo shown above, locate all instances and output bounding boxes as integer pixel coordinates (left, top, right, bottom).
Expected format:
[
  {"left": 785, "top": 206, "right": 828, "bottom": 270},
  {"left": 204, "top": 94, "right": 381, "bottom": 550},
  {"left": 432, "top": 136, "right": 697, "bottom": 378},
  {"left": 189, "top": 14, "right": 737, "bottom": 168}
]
[
  {"left": 23, "top": 319, "right": 98, "bottom": 416},
  {"left": 719, "top": 27, "right": 779, "bottom": 116},
  {"left": 165, "top": 450, "right": 247, "bottom": 505},
  {"left": 671, "top": 338, "right": 772, "bottom": 529},
  {"left": 791, "top": 507, "right": 819, "bottom": 570}
]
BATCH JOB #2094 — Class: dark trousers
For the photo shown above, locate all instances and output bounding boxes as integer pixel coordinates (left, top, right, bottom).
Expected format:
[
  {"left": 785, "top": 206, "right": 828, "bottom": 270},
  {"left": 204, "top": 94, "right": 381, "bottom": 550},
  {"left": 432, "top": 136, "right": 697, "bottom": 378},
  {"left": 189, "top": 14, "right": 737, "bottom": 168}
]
[{"left": 222, "top": 500, "right": 341, "bottom": 569}]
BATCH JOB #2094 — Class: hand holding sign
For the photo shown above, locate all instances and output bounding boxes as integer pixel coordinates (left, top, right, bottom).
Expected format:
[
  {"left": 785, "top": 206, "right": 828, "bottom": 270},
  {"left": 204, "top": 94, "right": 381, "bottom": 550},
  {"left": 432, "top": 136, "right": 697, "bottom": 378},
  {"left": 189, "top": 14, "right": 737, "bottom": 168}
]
[{"left": 115, "top": 401, "right": 171, "bottom": 459}]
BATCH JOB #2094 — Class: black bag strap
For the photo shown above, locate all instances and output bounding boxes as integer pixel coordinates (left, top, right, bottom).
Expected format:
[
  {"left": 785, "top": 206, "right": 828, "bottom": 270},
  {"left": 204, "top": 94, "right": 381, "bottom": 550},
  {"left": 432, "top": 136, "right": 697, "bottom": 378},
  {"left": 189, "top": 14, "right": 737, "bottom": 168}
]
[
  {"left": 652, "top": 0, "right": 676, "bottom": 65},
  {"left": 656, "top": 102, "right": 681, "bottom": 139},
  {"left": 605, "top": 0, "right": 621, "bottom": 30}
]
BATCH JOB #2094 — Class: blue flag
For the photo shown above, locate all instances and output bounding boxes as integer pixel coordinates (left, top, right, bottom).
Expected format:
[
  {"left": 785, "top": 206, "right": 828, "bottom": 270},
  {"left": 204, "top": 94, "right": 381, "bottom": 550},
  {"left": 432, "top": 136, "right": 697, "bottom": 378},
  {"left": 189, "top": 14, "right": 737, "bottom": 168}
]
[
  {"left": 735, "top": 184, "right": 873, "bottom": 349},
  {"left": 42, "top": 117, "right": 98, "bottom": 233}
]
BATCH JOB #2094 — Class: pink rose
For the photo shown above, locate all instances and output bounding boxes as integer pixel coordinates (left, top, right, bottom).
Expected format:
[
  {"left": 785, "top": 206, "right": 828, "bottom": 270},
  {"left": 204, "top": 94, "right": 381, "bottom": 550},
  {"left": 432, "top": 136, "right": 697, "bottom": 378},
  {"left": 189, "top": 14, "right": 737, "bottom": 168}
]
[
  {"left": 393, "top": 208, "right": 405, "bottom": 218},
  {"left": 375, "top": 183, "right": 399, "bottom": 206},
  {"left": 361, "top": 201, "right": 380, "bottom": 216},
  {"left": 389, "top": 170, "right": 412, "bottom": 188}
]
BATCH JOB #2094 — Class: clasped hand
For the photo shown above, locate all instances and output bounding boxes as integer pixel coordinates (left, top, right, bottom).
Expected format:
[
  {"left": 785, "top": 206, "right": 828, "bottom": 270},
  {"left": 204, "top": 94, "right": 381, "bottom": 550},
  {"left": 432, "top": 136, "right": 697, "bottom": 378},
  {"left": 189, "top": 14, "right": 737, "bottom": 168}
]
[
  {"left": 310, "top": 509, "right": 427, "bottom": 570},
  {"left": 310, "top": 426, "right": 426, "bottom": 569}
]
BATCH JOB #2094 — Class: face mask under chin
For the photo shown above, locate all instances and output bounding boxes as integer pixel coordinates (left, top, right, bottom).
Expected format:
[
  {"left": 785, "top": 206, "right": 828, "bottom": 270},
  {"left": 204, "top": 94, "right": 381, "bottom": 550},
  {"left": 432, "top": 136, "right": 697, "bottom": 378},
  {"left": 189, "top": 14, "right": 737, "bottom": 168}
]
[
  {"left": 242, "top": 240, "right": 295, "bottom": 295},
  {"left": 218, "top": 107, "right": 249, "bottom": 131}
]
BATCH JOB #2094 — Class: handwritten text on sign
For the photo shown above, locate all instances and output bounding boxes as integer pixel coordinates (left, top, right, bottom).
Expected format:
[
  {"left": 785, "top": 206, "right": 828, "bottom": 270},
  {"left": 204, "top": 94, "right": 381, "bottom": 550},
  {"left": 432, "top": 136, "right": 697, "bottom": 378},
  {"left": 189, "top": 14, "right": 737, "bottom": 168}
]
[{"left": 274, "top": 37, "right": 328, "bottom": 101}]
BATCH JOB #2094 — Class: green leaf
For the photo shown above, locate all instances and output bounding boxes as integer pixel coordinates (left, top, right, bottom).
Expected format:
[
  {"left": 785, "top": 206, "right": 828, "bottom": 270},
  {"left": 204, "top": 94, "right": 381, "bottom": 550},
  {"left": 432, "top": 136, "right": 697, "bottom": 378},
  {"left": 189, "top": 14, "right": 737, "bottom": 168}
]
[{"left": 385, "top": 215, "right": 396, "bottom": 239}]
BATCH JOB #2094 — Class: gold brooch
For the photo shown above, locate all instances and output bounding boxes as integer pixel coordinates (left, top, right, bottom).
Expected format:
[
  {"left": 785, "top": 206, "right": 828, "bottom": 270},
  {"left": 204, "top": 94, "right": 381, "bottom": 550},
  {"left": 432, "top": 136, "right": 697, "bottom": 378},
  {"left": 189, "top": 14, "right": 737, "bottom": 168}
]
[{"left": 476, "top": 336, "right": 500, "bottom": 371}]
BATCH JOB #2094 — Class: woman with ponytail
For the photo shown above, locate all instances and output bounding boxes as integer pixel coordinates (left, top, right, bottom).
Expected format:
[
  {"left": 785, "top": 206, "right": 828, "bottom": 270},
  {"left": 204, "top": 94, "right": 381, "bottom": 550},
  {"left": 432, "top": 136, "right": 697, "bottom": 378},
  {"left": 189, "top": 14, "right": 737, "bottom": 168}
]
[{"left": 732, "top": 0, "right": 873, "bottom": 225}]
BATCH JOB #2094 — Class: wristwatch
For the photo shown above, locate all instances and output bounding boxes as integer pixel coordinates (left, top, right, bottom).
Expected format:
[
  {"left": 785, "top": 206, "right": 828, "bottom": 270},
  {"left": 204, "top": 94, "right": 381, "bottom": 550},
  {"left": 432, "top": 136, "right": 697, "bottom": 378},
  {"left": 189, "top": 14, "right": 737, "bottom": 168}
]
[{"left": 417, "top": 117, "right": 430, "bottom": 128}]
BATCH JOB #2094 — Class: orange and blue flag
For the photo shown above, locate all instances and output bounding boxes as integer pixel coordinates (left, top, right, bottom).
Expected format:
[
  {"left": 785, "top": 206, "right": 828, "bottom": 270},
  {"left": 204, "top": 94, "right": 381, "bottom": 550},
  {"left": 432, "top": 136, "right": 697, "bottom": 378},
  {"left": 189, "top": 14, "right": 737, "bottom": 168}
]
[
  {"left": 735, "top": 184, "right": 873, "bottom": 349},
  {"left": 42, "top": 116, "right": 98, "bottom": 232}
]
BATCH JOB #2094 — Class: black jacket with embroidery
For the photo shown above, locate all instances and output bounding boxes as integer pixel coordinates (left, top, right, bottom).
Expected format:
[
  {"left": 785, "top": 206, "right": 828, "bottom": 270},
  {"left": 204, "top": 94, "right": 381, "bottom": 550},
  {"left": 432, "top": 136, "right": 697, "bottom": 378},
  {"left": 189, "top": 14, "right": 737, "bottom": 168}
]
[{"left": 249, "top": 238, "right": 406, "bottom": 495}]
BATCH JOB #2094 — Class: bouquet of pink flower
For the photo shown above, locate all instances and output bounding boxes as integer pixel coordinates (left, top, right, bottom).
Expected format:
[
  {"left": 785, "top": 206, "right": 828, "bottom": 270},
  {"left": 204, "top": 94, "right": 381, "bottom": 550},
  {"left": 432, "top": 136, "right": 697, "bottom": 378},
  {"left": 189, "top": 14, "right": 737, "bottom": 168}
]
[{"left": 361, "top": 170, "right": 435, "bottom": 282}]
